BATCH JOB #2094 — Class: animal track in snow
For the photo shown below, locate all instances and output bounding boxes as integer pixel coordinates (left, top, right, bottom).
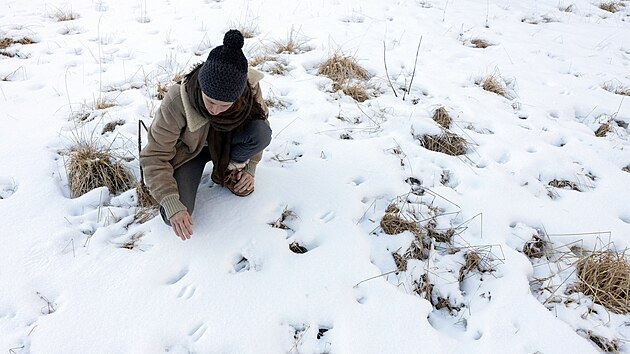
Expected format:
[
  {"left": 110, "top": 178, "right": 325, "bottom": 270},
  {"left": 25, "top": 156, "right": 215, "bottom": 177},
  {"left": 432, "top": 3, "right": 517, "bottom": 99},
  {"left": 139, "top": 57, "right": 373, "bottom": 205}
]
[
  {"left": 166, "top": 268, "right": 189, "bottom": 285},
  {"left": 188, "top": 323, "right": 208, "bottom": 342},
  {"left": 177, "top": 284, "right": 197, "bottom": 300},
  {"left": 350, "top": 176, "right": 366, "bottom": 186},
  {"left": 0, "top": 178, "right": 17, "bottom": 199},
  {"left": 233, "top": 255, "right": 251, "bottom": 273},
  {"left": 318, "top": 211, "right": 335, "bottom": 223}
]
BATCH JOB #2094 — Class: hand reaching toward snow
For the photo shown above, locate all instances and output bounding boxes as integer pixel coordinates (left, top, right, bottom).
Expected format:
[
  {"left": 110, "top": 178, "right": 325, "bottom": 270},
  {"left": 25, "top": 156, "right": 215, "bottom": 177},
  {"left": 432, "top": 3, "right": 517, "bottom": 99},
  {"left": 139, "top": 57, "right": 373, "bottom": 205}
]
[{"left": 170, "top": 210, "right": 193, "bottom": 241}]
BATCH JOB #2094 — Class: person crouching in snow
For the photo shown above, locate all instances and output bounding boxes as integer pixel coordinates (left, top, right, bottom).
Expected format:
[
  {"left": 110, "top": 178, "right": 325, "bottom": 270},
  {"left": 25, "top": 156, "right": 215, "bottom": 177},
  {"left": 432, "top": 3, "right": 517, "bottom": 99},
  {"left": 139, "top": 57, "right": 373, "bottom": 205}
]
[{"left": 140, "top": 30, "right": 271, "bottom": 241}]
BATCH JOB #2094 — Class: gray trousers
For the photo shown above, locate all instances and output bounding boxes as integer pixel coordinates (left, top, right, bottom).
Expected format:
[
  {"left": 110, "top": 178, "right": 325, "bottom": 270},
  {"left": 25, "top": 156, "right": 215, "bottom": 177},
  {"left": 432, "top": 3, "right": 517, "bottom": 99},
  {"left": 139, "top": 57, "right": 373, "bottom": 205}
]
[{"left": 160, "top": 120, "right": 272, "bottom": 225}]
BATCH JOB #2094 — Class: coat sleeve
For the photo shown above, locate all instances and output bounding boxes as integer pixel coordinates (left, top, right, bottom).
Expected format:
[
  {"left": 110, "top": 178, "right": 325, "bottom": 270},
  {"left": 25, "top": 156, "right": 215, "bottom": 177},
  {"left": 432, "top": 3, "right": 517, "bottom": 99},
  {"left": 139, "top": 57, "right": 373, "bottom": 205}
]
[
  {"left": 244, "top": 81, "right": 270, "bottom": 177},
  {"left": 139, "top": 88, "right": 187, "bottom": 219}
]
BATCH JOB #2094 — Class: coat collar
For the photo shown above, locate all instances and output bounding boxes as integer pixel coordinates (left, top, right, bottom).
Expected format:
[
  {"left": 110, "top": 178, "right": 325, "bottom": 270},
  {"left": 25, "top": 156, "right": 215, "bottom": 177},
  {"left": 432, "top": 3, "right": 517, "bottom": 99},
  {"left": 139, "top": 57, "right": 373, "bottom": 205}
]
[{"left": 180, "top": 67, "right": 265, "bottom": 133}]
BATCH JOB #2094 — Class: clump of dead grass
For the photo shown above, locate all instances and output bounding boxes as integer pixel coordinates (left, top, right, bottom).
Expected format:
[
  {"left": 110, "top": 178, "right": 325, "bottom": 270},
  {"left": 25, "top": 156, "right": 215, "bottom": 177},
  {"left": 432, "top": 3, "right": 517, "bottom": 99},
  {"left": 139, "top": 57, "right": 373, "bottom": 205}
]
[
  {"left": 53, "top": 8, "right": 78, "bottom": 21},
  {"left": 341, "top": 82, "right": 372, "bottom": 102},
  {"left": 559, "top": 4, "right": 576, "bottom": 12},
  {"left": 574, "top": 249, "right": 629, "bottom": 314},
  {"left": 602, "top": 82, "right": 630, "bottom": 96},
  {"left": 479, "top": 73, "right": 509, "bottom": 98},
  {"left": 469, "top": 38, "right": 492, "bottom": 48},
  {"left": 458, "top": 251, "right": 482, "bottom": 282},
  {"left": 393, "top": 252, "right": 407, "bottom": 272},
  {"left": 576, "top": 249, "right": 630, "bottom": 313},
  {"left": 289, "top": 241, "right": 308, "bottom": 254},
  {"left": 577, "top": 329, "right": 620, "bottom": 353},
  {"left": 420, "top": 132, "right": 468, "bottom": 156},
  {"left": 523, "top": 234, "right": 546, "bottom": 258},
  {"left": 413, "top": 274, "right": 434, "bottom": 302},
  {"left": 599, "top": 1, "right": 622, "bottom": 13},
  {"left": 101, "top": 119, "right": 125, "bottom": 134},
  {"left": 380, "top": 204, "right": 419, "bottom": 235},
  {"left": 548, "top": 179, "right": 581, "bottom": 191},
  {"left": 623, "top": 165, "right": 630, "bottom": 173},
  {"left": 250, "top": 55, "right": 277, "bottom": 67},
  {"left": 432, "top": 106, "right": 452, "bottom": 129},
  {"left": 94, "top": 96, "right": 116, "bottom": 110},
  {"left": 136, "top": 181, "right": 157, "bottom": 208},
  {"left": 67, "top": 140, "right": 134, "bottom": 198},
  {"left": 318, "top": 54, "right": 369, "bottom": 85},
  {"left": 271, "top": 28, "right": 311, "bottom": 54},
  {"left": 319, "top": 53, "right": 374, "bottom": 102},
  {"left": 0, "top": 37, "right": 13, "bottom": 49},
  {"left": 270, "top": 206, "right": 297, "bottom": 230},
  {"left": 595, "top": 123, "right": 611, "bottom": 137}
]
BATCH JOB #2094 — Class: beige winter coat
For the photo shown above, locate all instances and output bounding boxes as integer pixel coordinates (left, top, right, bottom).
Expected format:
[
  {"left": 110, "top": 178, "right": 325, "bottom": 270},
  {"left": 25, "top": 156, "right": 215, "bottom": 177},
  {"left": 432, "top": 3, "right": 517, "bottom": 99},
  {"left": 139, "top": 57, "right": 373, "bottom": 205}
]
[{"left": 140, "top": 68, "right": 268, "bottom": 218}]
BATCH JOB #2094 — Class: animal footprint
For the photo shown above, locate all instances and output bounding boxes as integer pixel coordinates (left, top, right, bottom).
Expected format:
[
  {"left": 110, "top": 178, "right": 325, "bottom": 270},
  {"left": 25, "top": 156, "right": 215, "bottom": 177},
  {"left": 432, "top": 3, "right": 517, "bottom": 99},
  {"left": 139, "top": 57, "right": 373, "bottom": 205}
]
[
  {"left": 0, "top": 177, "right": 17, "bottom": 199},
  {"left": 188, "top": 323, "right": 208, "bottom": 342},
  {"left": 233, "top": 256, "right": 250, "bottom": 273},
  {"left": 166, "top": 268, "right": 189, "bottom": 285},
  {"left": 318, "top": 211, "right": 335, "bottom": 223},
  {"left": 177, "top": 285, "right": 197, "bottom": 300}
]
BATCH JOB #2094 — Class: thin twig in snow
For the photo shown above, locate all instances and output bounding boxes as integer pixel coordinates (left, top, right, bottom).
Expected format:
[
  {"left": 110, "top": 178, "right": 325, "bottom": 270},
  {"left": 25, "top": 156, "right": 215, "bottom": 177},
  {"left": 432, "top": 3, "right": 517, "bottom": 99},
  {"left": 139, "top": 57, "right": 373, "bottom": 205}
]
[
  {"left": 383, "top": 41, "right": 398, "bottom": 97},
  {"left": 403, "top": 36, "right": 423, "bottom": 101}
]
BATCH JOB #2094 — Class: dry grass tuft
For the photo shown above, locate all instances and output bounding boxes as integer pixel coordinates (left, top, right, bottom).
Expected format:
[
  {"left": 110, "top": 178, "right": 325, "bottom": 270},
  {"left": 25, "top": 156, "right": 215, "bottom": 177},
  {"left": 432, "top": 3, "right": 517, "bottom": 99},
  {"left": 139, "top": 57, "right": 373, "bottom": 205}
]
[
  {"left": 119, "top": 232, "right": 145, "bottom": 250},
  {"left": 54, "top": 9, "right": 78, "bottom": 21},
  {"left": 458, "top": 251, "right": 482, "bottom": 282},
  {"left": 420, "top": 132, "right": 468, "bottom": 156},
  {"left": 319, "top": 53, "right": 373, "bottom": 102},
  {"left": 602, "top": 83, "right": 630, "bottom": 96},
  {"left": 574, "top": 249, "right": 629, "bottom": 314},
  {"left": 134, "top": 207, "right": 157, "bottom": 224},
  {"left": 560, "top": 4, "right": 576, "bottom": 12},
  {"left": 595, "top": 123, "right": 611, "bottom": 137},
  {"left": 318, "top": 54, "right": 369, "bottom": 85},
  {"left": 17, "top": 37, "right": 34, "bottom": 45},
  {"left": 548, "top": 179, "right": 581, "bottom": 191},
  {"left": 289, "top": 241, "right": 308, "bottom": 254},
  {"left": 393, "top": 252, "right": 408, "bottom": 272},
  {"left": 250, "top": 55, "right": 277, "bottom": 67},
  {"left": 101, "top": 119, "right": 125, "bottom": 134},
  {"left": 413, "top": 274, "right": 434, "bottom": 302},
  {"left": 577, "top": 329, "right": 619, "bottom": 353},
  {"left": 623, "top": 165, "right": 630, "bottom": 173},
  {"left": 523, "top": 234, "right": 546, "bottom": 258},
  {"left": 432, "top": 106, "right": 452, "bottom": 129},
  {"left": 271, "top": 28, "right": 311, "bottom": 54},
  {"left": 341, "top": 82, "right": 371, "bottom": 102},
  {"left": 156, "top": 81, "right": 170, "bottom": 100},
  {"left": 0, "top": 37, "right": 12, "bottom": 49},
  {"left": 480, "top": 73, "right": 509, "bottom": 97},
  {"left": 428, "top": 227, "right": 455, "bottom": 243},
  {"left": 94, "top": 96, "right": 116, "bottom": 110},
  {"left": 470, "top": 38, "right": 491, "bottom": 48},
  {"left": 67, "top": 141, "right": 134, "bottom": 198},
  {"left": 136, "top": 181, "right": 157, "bottom": 208},
  {"left": 599, "top": 1, "right": 621, "bottom": 13},
  {"left": 270, "top": 206, "right": 297, "bottom": 230},
  {"left": 380, "top": 211, "right": 418, "bottom": 235}
]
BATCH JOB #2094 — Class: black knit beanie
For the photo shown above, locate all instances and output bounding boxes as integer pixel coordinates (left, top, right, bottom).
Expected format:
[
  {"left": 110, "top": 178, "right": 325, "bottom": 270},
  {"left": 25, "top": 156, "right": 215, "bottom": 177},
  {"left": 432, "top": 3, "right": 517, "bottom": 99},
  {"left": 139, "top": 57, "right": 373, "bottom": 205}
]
[{"left": 198, "top": 30, "right": 248, "bottom": 102}]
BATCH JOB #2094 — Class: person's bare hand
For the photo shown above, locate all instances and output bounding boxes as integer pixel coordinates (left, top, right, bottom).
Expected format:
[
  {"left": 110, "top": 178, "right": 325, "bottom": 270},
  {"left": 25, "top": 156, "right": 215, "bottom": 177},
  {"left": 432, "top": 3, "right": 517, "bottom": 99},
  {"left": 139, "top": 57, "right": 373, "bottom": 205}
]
[
  {"left": 234, "top": 171, "right": 254, "bottom": 194},
  {"left": 170, "top": 210, "right": 193, "bottom": 241}
]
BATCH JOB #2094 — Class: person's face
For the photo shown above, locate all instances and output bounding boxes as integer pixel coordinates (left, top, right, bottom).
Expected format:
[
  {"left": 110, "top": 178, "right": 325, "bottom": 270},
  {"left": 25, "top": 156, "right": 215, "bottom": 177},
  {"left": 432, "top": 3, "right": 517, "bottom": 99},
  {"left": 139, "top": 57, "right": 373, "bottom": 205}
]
[{"left": 202, "top": 91, "right": 233, "bottom": 115}]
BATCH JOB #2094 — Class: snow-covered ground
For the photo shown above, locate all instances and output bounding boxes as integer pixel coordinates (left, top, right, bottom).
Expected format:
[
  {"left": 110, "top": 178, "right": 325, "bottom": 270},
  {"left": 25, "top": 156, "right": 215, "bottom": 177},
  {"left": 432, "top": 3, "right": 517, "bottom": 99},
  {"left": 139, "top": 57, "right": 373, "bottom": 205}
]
[{"left": 1, "top": 0, "right": 629, "bottom": 353}]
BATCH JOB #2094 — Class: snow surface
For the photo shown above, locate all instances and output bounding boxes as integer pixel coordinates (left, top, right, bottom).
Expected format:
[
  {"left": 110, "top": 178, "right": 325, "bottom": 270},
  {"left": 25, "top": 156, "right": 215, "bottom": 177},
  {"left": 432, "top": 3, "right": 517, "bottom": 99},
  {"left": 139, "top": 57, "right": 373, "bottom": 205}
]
[{"left": 1, "top": 0, "right": 629, "bottom": 353}]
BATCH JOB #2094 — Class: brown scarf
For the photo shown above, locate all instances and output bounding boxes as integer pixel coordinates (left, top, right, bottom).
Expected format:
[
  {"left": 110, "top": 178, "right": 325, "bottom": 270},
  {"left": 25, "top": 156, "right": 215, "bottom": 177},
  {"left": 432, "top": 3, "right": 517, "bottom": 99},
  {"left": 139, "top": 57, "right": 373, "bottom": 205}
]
[{"left": 184, "top": 64, "right": 267, "bottom": 184}]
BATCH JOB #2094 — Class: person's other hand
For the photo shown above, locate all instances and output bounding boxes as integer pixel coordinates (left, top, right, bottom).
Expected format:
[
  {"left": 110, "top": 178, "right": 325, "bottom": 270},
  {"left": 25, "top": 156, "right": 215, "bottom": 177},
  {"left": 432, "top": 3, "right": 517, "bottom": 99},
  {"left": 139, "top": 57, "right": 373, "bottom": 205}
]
[
  {"left": 234, "top": 171, "right": 254, "bottom": 194},
  {"left": 170, "top": 210, "right": 193, "bottom": 241}
]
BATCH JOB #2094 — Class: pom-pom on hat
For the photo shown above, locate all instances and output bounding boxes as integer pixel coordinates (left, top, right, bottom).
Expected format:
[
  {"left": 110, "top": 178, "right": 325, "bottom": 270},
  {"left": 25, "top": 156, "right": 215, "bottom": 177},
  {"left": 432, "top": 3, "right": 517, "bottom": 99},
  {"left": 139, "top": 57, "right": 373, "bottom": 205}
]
[{"left": 198, "top": 30, "right": 248, "bottom": 102}]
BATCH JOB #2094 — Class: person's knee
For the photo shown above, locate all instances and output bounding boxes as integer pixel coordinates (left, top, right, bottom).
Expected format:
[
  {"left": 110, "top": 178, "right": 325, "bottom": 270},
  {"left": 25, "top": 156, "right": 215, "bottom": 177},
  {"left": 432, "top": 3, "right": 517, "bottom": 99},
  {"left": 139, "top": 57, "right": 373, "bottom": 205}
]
[{"left": 252, "top": 120, "right": 272, "bottom": 149}]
